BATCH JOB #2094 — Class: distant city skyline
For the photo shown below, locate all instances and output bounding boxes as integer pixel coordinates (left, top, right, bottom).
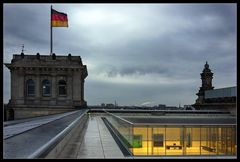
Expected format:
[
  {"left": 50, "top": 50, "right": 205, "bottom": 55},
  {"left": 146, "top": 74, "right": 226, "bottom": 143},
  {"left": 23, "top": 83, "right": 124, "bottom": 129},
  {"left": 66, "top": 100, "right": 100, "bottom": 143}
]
[{"left": 3, "top": 3, "right": 237, "bottom": 106}]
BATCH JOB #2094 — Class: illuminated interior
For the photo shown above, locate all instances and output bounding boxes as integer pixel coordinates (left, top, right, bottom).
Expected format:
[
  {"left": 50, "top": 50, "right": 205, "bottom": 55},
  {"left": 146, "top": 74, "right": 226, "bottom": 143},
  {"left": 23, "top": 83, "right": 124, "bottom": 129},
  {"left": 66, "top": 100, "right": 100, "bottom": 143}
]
[
  {"left": 105, "top": 113, "right": 236, "bottom": 156},
  {"left": 131, "top": 126, "right": 236, "bottom": 156}
]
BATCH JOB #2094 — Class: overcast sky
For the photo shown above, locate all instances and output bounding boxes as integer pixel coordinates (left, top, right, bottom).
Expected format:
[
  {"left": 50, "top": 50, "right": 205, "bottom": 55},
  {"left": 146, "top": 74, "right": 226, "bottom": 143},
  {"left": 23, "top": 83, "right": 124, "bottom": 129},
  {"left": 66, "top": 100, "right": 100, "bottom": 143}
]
[{"left": 3, "top": 3, "right": 237, "bottom": 106}]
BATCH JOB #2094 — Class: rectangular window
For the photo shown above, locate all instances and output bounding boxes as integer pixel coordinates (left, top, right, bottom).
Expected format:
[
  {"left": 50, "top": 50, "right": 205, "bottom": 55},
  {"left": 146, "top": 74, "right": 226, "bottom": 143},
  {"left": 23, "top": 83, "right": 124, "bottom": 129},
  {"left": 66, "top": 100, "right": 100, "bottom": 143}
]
[
  {"left": 58, "top": 80, "right": 67, "bottom": 96},
  {"left": 43, "top": 86, "right": 51, "bottom": 96},
  {"left": 153, "top": 134, "right": 164, "bottom": 147},
  {"left": 59, "top": 86, "right": 66, "bottom": 95},
  {"left": 28, "top": 85, "right": 35, "bottom": 96},
  {"left": 42, "top": 80, "right": 51, "bottom": 96},
  {"left": 26, "top": 79, "right": 35, "bottom": 96}
]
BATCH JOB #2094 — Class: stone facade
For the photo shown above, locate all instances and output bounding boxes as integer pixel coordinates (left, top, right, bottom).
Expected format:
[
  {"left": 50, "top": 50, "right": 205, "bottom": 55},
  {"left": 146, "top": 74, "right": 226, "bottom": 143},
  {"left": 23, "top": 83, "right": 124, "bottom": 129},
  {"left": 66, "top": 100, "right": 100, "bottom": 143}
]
[{"left": 4, "top": 53, "right": 88, "bottom": 120}]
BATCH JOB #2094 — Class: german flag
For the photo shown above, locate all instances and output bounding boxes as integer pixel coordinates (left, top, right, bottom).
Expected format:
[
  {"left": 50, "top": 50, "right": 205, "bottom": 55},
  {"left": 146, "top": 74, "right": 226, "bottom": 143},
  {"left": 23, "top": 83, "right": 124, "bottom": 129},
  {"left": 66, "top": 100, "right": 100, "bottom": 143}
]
[{"left": 51, "top": 9, "right": 68, "bottom": 27}]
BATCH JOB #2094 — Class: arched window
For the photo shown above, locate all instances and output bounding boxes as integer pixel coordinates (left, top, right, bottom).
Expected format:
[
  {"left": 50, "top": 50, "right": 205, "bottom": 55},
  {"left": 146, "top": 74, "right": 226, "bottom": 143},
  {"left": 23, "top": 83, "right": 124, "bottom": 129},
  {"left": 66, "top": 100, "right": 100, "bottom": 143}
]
[
  {"left": 26, "top": 79, "right": 35, "bottom": 96},
  {"left": 42, "top": 79, "right": 51, "bottom": 96},
  {"left": 58, "top": 80, "right": 67, "bottom": 96}
]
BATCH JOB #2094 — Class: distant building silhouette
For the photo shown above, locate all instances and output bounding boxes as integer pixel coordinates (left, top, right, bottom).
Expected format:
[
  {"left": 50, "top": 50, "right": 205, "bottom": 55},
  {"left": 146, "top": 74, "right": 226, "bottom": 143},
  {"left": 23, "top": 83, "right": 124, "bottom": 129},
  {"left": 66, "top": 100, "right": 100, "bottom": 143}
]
[
  {"left": 193, "top": 62, "right": 236, "bottom": 115},
  {"left": 195, "top": 61, "right": 214, "bottom": 104}
]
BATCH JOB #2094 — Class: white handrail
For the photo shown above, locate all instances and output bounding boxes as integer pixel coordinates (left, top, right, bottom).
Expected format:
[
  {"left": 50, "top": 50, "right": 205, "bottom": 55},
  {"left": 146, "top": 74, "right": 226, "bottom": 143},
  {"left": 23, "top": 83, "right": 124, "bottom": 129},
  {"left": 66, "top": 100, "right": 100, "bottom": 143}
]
[{"left": 103, "top": 109, "right": 134, "bottom": 125}]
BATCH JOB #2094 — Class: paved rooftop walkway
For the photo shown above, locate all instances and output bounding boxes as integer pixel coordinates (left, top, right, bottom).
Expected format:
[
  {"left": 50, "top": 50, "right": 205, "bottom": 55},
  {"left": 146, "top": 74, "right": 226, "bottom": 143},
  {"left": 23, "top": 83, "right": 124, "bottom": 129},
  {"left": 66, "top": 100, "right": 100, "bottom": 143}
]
[{"left": 77, "top": 114, "right": 125, "bottom": 159}]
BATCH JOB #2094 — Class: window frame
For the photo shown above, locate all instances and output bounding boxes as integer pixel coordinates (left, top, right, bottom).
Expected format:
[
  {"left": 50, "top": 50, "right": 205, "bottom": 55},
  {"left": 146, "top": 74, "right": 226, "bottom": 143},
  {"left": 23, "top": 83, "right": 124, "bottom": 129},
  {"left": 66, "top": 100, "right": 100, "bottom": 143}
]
[
  {"left": 26, "top": 79, "right": 35, "bottom": 96},
  {"left": 58, "top": 80, "right": 67, "bottom": 96},
  {"left": 42, "top": 79, "right": 51, "bottom": 97}
]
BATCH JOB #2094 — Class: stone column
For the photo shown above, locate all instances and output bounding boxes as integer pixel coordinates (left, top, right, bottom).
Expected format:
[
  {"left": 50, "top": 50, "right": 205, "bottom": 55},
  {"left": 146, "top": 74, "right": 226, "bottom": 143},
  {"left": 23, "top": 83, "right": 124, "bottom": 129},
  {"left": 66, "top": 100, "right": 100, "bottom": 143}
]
[
  {"left": 11, "top": 68, "right": 24, "bottom": 105},
  {"left": 72, "top": 69, "right": 81, "bottom": 106},
  {"left": 10, "top": 69, "right": 17, "bottom": 104},
  {"left": 51, "top": 73, "right": 57, "bottom": 105},
  {"left": 67, "top": 74, "right": 73, "bottom": 104},
  {"left": 18, "top": 71, "right": 24, "bottom": 99},
  {"left": 35, "top": 74, "right": 40, "bottom": 104},
  {"left": 81, "top": 79, "right": 84, "bottom": 102}
]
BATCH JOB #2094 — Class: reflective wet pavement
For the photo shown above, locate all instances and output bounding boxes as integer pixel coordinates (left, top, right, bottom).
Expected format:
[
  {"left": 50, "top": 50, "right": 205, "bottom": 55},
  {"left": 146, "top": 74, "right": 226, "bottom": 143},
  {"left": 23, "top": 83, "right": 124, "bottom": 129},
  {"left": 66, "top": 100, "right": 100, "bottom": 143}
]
[
  {"left": 3, "top": 110, "right": 85, "bottom": 159},
  {"left": 76, "top": 114, "right": 124, "bottom": 158}
]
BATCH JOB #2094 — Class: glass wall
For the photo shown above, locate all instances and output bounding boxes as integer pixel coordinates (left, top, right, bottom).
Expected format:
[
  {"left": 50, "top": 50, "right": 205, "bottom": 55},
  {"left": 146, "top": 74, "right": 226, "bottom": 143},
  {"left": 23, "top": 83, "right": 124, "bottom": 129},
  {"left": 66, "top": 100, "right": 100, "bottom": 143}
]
[
  {"left": 105, "top": 113, "right": 236, "bottom": 156},
  {"left": 185, "top": 127, "right": 201, "bottom": 155},
  {"left": 132, "top": 127, "right": 148, "bottom": 155},
  {"left": 105, "top": 113, "right": 133, "bottom": 150},
  {"left": 131, "top": 125, "right": 236, "bottom": 156},
  {"left": 152, "top": 127, "right": 165, "bottom": 156}
]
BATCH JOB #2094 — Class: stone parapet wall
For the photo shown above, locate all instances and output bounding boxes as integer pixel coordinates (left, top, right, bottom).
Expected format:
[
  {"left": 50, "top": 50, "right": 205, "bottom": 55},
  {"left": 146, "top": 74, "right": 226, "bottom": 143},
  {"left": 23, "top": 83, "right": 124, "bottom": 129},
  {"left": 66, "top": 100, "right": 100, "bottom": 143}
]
[{"left": 13, "top": 108, "right": 76, "bottom": 120}]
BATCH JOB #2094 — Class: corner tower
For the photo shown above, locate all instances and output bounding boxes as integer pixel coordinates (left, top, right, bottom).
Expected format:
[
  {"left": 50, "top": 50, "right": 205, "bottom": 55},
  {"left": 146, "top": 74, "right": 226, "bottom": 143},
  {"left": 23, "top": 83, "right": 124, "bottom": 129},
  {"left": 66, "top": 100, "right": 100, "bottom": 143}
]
[
  {"left": 195, "top": 61, "right": 214, "bottom": 104},
  {"left": 4, "top": 53, "right": 88, "bottom": 120}
]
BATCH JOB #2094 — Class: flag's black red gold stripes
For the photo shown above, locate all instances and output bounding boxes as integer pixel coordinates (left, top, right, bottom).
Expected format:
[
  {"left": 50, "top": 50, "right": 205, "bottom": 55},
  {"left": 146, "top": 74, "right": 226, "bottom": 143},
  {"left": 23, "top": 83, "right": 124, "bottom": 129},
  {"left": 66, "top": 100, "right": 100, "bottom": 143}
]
[{"left": 51, "top": 9, "right": 68, "bottom": 27}]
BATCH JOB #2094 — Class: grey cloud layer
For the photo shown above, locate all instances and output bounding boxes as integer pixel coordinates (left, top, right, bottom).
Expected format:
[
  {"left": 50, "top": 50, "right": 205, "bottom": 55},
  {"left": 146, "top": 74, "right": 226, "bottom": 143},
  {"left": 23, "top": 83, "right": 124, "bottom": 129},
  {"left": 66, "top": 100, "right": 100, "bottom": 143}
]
[{"left": 3, "top": 4, "right": 236, "bottom": 106}]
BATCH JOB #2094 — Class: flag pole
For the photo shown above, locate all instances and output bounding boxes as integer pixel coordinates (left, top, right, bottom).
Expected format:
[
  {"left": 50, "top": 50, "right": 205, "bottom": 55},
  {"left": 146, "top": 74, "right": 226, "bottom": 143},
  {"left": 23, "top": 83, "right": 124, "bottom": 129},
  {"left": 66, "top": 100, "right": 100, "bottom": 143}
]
[{"left": 50, "top": 5, "right": 53, "bottom": 55}]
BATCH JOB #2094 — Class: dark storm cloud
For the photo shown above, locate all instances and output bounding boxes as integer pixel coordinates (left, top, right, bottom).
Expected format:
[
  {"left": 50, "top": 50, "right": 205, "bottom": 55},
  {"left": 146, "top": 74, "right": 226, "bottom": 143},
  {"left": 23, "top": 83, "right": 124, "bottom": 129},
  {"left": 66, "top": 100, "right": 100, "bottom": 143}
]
[
  {"left": 94, "top": 25, "right": 235, "bottom": 80},
  {"left": 3, "top": 4, "right": 80, "bottom": 58},
  {"left": 4, "top": 5, "right": 49, "bottom": 45},
  {"left": 85, "top": 4, "right": 236, "bottom": 77},
  {"left": 3, "top": 4, "right": 236, "bottom": 106},
  {"left": 173, "top": 3, "right": 236, "bottom": 22}
]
